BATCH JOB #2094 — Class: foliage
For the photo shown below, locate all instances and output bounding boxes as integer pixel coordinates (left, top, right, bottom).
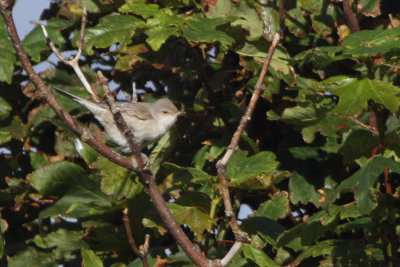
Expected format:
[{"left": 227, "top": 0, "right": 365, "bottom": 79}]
[{"left": 0, "top": 0, "right": 400, "bottom": 266}]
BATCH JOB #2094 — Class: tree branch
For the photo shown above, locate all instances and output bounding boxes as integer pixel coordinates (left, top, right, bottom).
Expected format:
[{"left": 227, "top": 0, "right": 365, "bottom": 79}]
[
  {"left": 216, "top": 31, "right": 281, "bottom": 245},
  {"left": 342, "top": 0, "right": 360, "bottom": 33},
  {"left": 122, "top": 207, "right": 149, "bottom": 267},
  {"left": 40, "top": 6, "right": 100, "bottom": 102}
]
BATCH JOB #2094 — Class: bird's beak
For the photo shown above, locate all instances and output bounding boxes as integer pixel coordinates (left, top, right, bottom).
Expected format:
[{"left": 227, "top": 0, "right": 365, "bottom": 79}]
[{"left": 178, "top": 111, "right": 186, "bottom": 117}]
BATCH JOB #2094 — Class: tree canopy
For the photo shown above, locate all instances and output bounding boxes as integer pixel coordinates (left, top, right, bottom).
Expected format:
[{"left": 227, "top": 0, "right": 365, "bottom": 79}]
[{"left": 0, "top": 0, "right": 399, "bottom": 266}]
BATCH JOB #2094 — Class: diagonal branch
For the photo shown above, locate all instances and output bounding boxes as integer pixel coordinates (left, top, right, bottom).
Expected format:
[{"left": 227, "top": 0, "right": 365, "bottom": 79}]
[{"left": 216, "top": 31, "right": 282, "bottom": 248}]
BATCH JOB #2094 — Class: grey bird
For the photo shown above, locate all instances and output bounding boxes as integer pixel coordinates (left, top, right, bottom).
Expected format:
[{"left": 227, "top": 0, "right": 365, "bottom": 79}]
[{"left": 54, "top": 87, "right": 184, "bottom": 153}]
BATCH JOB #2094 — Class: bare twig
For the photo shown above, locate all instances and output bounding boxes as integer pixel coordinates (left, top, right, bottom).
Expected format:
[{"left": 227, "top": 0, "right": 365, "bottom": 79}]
[
  {"left": 216, "top": 31, "right": 282, "bottom": 246},
  {"left": 131, "top": 82, "right": 138, "bottom": 102},
  {"left": 40, "top": 6, "right": 100, "bottom": 102},
  {"left": 122, "top": 207, "right": 149, "bottom": 267},
  {"left": 349, "top": 115, "right": 378, "bottom": 134}
]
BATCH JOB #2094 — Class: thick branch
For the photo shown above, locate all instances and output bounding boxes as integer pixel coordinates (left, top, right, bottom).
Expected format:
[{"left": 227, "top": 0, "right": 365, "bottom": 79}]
[{"left": 342, "top": 0, "right": 360, "bottom": 33}]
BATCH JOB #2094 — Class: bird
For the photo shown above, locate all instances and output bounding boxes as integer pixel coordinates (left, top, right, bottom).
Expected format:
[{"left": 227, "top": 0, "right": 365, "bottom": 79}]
[{"left": 54, "top": 87, "right": 184, "bottom": 153}]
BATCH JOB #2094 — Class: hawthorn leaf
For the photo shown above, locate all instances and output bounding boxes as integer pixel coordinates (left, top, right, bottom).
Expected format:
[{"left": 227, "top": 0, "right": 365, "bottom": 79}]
[{"left": 321, "top": 77, "right": 400, "bottom": 116}]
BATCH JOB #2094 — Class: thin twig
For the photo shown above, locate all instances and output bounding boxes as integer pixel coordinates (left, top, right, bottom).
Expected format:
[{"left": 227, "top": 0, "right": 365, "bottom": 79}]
[
  {"left": 216, "top": 32, "right": 281, "bottom": 243},
  {"left": 122, "top": 207, "right": 149, "bottom": 267},
  {"left": 40, "top": 6, "right": 100, "bottom": 102},
  {"left": 131, "top": 82, "right": 137, "bottom": 102}
]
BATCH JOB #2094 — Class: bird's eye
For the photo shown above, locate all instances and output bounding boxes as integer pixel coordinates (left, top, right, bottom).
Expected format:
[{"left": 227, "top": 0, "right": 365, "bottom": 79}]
[{"left": 163, "top": 111, "right": 168, "bottom": 114}]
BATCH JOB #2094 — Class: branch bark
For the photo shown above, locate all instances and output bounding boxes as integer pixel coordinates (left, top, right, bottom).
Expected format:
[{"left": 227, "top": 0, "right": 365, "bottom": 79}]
[{"left": 216, "top": 31, "right": 282, "bottom": 250}]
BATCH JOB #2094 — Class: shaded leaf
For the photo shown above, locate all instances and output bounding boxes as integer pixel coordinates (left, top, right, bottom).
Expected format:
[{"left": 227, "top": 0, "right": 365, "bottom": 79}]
[
  {"left": 226, "top": 150, "right": 279, "bottom": 183},
  {"left": 243, "top": 244, "right": 278, "bottom": 267},
  {"left": 82, "top": 249, "right": 104, "bottom": 267}
]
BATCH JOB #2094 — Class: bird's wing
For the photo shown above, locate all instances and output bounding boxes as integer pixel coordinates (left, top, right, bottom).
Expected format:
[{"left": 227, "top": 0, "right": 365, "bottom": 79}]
[{"left": 116, "top": 102, "right": 153, "bottom": 120}]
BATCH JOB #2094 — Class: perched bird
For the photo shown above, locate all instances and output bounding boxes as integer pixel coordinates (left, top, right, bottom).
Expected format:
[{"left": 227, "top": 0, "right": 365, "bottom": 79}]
[{"left": 54, "top": 87, "right": 184, "bottom": 153}]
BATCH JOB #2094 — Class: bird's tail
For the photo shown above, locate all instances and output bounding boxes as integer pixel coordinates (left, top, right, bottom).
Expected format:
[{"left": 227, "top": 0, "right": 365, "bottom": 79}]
[
  {"left": 53, "top": 87, "right": 106, "bottom": 115},
  {"left": 54, "top": 87, "right": 85, "bottom": 102}
]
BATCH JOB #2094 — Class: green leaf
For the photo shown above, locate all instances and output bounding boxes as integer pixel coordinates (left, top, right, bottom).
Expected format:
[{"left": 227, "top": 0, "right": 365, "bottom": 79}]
[
  {"left": 243, "top": 244, "right": 278, "bottom": 267},
  {"left": 74, "top": 138, "right": 98, "bottom": 165},
  {"left": 147, "top": 26, "right": 180, "bottom": 51},
  {"left": 256, "top": 193, "right": 290, "bottom": 220},
  {"left": 0, "top": 49, "right": 15, "bottom": 84},
  {"left": 0, "top": 231, "right": 3, "bottom": 260},
  {"left": 33, "top": 229, "right": 88, "bottom": 261},
  {"left": 168, "top": 202, "right": 215, "bottom": 240},
  {"left": 0, "top": 131, "right": 11, "bottom": 145},
  {"left": 337, "top": 156, "right": 400, "bottom": 213},
  {"left": 0, "top": 97, "right": 11, "bottom": 120},
  {"left": 29, "top": 161, "right": 88, "bottom": 197},
  {"left": 8, "top": 248, "right": 56, "bottom": 267},
  {"left": 298, "top": 0, "right": 324, "bottom": 13},
  {"left": 241, "top": 217, "right": 285, "bottom": 247},
  {"left": 22, "top": 25, "right": 64, "bottom": 63},
  {"left": 226, "top": 150, "right": 279, "bottom": 183},
  {"left": 340, "top": 129, "right": 379, "bottom": 164},
  {"left": 78, "top": 15, "right": 144, "bottom": 55},
  {"left": 82, "top": 249, "right": 104, "bottom": 267},
  {"left": 150, "top": 130, "right": 178, "bottom": 174},
  {"left": 119, "top": 3, "right": 159, "bottom": 19},
  {"left": 321, "top": 77, "right": 400, "bottom": 116},
  {"left": 182, "top": 16, "right": 234, "bottom": 47},
  {"left": 0, "top": 17, "right": 16, "bottom": 83},
  {"left": 289, "top": 172, "right": 320, "bottom": 206},
  {"left": 39, "top": 178, "right": 114, "bottom": 219},
  {"left": 94, "top": 158, "right": 143, "bottom": 198},
  {"left": 343, "top": 27, "right": 400, "bottom": 56},
  {"left": 29, "top": 152, "right": 49, "bottom": 170},
  {"left": 236, "top": 42, "right": 291, "bottom": 74}
]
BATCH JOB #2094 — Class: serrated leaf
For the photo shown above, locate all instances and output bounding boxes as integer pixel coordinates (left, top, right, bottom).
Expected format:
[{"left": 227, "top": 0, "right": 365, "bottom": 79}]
[
  {"left": 182, "top": 16, "right": 234, "bottom": 47},
  {"left": 94, "top": 158, "right": 143, "bottom": 198},
  {"left": 147, "top": 27, "right": 180, "bottom": 51},
  {"left": 289, "top": 172, "right": 320, "bottom": 206},
  {"left": 119, "top": 3, "right": 159, "bottom": 19},
  {"left": 256, "top": 193, "right": 289, "bottom": 220},
  {"left": 236, "top": 42, "right": 291, "bottom": 74},
  {"left": 243, "top": 244, "right": 278, "bottom": 267},
  {"left": 343, "top": 27, "right": 400, "bottom": 56},
  {"left": 77, "top": 15, "right": 144, "bottom": 55},
  {"left": 226, "top": 150, "right": 279, "bottom": 183},
  {"left": 168, "top": 202, "right": 215, "bottom": 240},
  {"left": 8, "top": 248, "right": 56, "bottom": 267},
  {"left": 322, "top": 77, "right": 400, "bottom": 116},
  {"left": 241, "top": 216, "right": 285, "bottom": 247},
  {"left": 337, "top": 156, "right": 400, "bottom": 213}
]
